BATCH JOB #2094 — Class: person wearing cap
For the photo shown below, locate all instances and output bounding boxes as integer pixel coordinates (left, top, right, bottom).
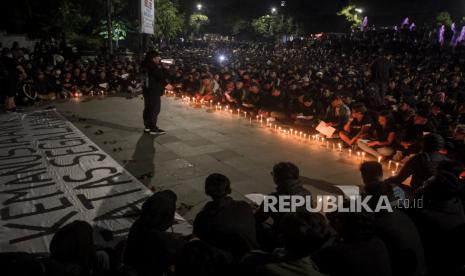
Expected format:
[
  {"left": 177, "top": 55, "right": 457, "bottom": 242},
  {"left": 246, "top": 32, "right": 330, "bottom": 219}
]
[
  {"left": 141, "top": 50, "right": 170, "bottom": 135},
  {"left": 387, "top": 133, "right": 448, "bottom": 190}
]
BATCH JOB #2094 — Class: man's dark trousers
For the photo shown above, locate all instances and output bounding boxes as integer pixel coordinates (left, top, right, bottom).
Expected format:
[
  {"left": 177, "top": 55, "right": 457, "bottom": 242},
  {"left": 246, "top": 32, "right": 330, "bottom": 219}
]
[{"left": 143, "top": 88, "right": 161, "bottom": 129}]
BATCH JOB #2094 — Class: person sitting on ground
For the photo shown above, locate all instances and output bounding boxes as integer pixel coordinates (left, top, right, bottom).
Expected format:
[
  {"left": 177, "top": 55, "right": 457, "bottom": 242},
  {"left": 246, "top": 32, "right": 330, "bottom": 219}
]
[
  {"left": 260, "top": 85, "right": 289, "bottom": 121},
  {"left": 363, "top": 181, "right": 427, "bottom": 276},
  {"left": 253, "top": 212, "right": 330, "bottom": 276},
  {"left": 193, "top": 173, "right": 259, "bottom": 260},
  {"left": 397, "top": 106, "right": 437, "bottom": 158},
  {"left": 293, "top": 94, "right": 324, "bottom": 128},
  {"left": 357, "top": 110, "right": 397, "bottom": 159},
  {"left": 255, "top": 162, "right": 311, "bottom": 251},
  {"left": 34, "top": 70, "right": 56, "bottom": 101},
  {"left": 411, "top": 161, "right": 465, "bottom": 275},
  {"left": 196, "top": 75, "right": 216, "bottom": 102},
  {"left": 222, "top": 80, "right": 239, "bottom": 107},
  {"left": 313, "top": 205, "right": 392, "bottom": 276},
  {"left": 360, "top": 161, "right": 405, "bottom": 202},
  {"left": 339, "top": 102, "right": 373, "bottom": 147},
  {"left": 430, "top": 101, "right": 450, "bottom": 138},
  {"left": 387, "top": 133, "right": 448, "bottom": 191},
  {"left": 323, "top": 94, "right": 351, "bottom": 132},
  {"left": 47, "top": 220, "right": 109, "bottom": 276},
  {"left": 124, "top": 190, "right": 185, "bottom": 276},
  {"left": 242, "top": 81, "right": 262, "bottom": 114}
]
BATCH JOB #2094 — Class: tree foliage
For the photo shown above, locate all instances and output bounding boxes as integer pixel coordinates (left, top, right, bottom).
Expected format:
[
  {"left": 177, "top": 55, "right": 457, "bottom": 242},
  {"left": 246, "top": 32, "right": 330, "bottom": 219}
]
[
  {"left": 189, "top": 13, "right": 209, "bottom": 37},
  {"left": 154, "top": 0, "right": 184, "bottom": 39},
  {"left": 436, "top": 11, "right": 453, "bottom": 27},
  {"left": 337, "top": 4, "right": 362, "bottom": 28},
  {"left": 251, "top": 15, "right": 296, "bottom": 38}
]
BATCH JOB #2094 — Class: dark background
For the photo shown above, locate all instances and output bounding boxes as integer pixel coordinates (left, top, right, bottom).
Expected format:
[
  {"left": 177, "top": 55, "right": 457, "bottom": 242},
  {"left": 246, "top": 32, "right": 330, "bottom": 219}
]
[{"left": 0, "top": 0, "right": 463, "bottom": 36}]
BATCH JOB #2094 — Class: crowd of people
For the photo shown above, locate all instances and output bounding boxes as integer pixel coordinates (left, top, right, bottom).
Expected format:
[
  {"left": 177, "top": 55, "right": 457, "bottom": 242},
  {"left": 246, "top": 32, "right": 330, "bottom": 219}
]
[
  {"left": 2, "top": 26, "right": 465, "bottom": 275},
  {"left": 0, "top": 39, "right": 142, "bottom": 111},
  {"left": 161, "top": 29, "right": 465, "bottom": 166},
  {"left": 3, "top": 159, "right": 465, "bottom": 276}
]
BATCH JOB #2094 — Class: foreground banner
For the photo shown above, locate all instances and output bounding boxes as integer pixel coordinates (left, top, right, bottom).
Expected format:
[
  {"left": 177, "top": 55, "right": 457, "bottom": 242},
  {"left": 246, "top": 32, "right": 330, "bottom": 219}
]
[
  {"left": 0, "top": 110, "right": 189, "bottom": 253},
  {"left": 140, "top": 0, "right": 155, "bottom": 34}
]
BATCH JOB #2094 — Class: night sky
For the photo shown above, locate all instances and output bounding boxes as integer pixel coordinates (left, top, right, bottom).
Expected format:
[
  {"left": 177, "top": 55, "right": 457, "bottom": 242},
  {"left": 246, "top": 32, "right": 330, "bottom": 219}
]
[
  {"left": 0, "top": 0, "right": 464, "bottom": 36},
  {"left": 179, "top": 0, "right": 465, "bottom": 33}
]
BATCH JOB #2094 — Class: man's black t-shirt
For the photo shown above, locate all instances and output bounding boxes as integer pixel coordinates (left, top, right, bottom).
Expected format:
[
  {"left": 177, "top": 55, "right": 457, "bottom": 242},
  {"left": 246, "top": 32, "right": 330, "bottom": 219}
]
[{"left": 349, "top": 114, "right": 373, "bottom": 136}]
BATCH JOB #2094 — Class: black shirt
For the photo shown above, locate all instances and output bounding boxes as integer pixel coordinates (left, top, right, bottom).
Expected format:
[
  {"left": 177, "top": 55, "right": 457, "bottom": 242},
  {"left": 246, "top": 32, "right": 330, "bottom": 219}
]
[{"left": 349, "top": 115, "right": 373, "bottom": 136}]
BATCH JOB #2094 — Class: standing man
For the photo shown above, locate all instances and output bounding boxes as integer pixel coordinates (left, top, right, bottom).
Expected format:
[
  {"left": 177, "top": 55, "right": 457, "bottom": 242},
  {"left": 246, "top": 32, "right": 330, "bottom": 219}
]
[
  {"left": 142, "top": 50, "right": 170, "bottom": 135},
  {"left": 371, "top": 50, "right": 393, "bottom": 105}
]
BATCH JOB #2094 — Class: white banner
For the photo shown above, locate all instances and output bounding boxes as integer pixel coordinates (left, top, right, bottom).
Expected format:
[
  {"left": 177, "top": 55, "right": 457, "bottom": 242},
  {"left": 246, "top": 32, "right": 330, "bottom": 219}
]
[
  {"left": 0, "top": 110, "right": 190, "bottom": 253},
  {"left": 140, "top": 0, "right": 155, "bottom": 34}
]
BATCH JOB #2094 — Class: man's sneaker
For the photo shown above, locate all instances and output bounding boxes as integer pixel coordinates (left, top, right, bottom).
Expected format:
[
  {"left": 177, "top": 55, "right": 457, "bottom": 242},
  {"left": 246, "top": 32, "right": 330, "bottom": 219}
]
[
  {"left": 144, "top": 128, "right": 151, "bottom": 133},
  {"left": 149, "top": 128, "right": 166, "bottom": 135}
]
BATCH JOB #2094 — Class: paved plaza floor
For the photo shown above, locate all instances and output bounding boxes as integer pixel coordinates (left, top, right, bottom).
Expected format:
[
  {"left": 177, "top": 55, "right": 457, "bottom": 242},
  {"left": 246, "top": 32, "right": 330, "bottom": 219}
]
[{"left": 56, "top": 95, "right": 365, "bottom": 222}]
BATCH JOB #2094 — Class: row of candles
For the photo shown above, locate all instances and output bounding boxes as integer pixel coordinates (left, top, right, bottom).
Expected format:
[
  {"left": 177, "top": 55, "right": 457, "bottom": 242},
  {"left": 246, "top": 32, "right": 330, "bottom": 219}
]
[{"left": 178, "top": 95, "right": 402, "bottom": 176}]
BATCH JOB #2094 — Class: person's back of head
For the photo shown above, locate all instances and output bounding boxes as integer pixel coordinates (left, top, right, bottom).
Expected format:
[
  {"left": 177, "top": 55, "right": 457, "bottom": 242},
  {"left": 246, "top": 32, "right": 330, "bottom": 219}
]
[
  {"left": 279, "top": 212, "right": 330, "bottom": 258},
  {"left": 360, "top": 161, "right": 383, "bottom": 185},
  {"left": 205, "top": 173, "right": 231, "bottom": 201},
  {"left": 272, "top": 162, "right": 299, "bottom": 185},
  {"left": 140, "top": 190, "right": 177, "bottom": 231},
  {"left": 421, "top": 133, "right": 444, "bottom": 153},
  {"left": 49, "top": 220, "right": 95, "bottom": 272}
]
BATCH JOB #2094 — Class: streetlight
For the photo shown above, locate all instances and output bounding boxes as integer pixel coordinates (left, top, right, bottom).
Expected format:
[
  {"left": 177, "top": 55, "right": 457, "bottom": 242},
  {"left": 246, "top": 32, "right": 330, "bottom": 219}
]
[
  {"left": 355, "top": 8, "right": 363, "bottom": 13},
  {"left": 271, "top": 7, "right": 277, "bottom": 14},
  {"left": 197, "top": 3, "right": 202, "bottom": 11}
]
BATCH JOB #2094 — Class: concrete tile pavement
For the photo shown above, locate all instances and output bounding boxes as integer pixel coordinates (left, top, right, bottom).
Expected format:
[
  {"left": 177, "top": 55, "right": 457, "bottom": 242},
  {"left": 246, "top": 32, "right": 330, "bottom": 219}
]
[{"left": 57, "top": 95, "right": 364, "bottom": 222}]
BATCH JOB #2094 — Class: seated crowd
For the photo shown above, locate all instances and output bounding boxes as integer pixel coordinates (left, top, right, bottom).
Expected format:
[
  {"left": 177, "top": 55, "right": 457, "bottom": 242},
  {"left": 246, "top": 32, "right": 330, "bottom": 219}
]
[
  {"left": 0, "top": 39, "right": 142, "bottom": 110},
  {"left": 160, "top": 29, "right": 465, "bottom": 165},
  {"left": 2, "top": 159, "right": 465, "bottom": 276}
]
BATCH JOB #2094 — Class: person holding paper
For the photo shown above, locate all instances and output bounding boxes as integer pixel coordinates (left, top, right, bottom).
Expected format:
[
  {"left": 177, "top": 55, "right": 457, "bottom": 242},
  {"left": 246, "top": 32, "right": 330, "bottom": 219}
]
[
  {"left": 357, "top": 111, "right": 397, "bottom": 159},
  {"left": 339, "top": 103, "right": 373, "bottom": 146},
  {"left": 142, "top": 50, "right": 170, "bottom": 135},
  {"left": 293, "top": 94, "right": 323, "bottom": 128},
  {"left": 323, "top": 94, "right": 351, "bottom": 132}
]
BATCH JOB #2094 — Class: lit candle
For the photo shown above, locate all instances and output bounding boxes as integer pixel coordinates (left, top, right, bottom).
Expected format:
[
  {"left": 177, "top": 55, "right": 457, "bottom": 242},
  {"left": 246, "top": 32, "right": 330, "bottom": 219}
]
[
  {"left": 274, "top": 125, "right": 277, "bottom": 131},
  {"left": 338, "top": 143, "right": 342, "bottom": 152},
  {"left": 362, "top": 152, "right": 366, "bottom": 161},
  {"left": 299, "top": 131, "right": 303, "bottom": 138},
  {"left": 256, "top": 115, "right": 259, "bottom": 122},
  {"left": 395, "top": 162, "right": 399, "bottom": 172},
  {"left": 304, "top": 134, "right": 307, "bottom": 139},
  {"left": 260, "top": 114, "right": 263, "bottom": 122},
  {"left": 326, "top": 141, "right": 330, "bottom": 149},
  {"left": 290, "top": 128, "right": 293, "bottom": 135},
  {"left": 377, "top": 156, "right": 382, "bottom": 163},
  {"left": 210, "top": 100, "right": 213, "bottom": 107},
  {"left": 249, "top": 117, "right": 252, "bottom": 124},
  {"left": 348, "top": 149, "right": 352, "bottom": 157},
  {"left": 237, "top": 108, "right": 240, "bottom": 114},
  {"left": 388, "top": 160, "right": 392, "bottom": 169},
  {"left": 391, "top": 170, "right": 396, "bottom": 176},
  {"left": 357, "top": 151, "right": 361, "bottom": 159}
]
